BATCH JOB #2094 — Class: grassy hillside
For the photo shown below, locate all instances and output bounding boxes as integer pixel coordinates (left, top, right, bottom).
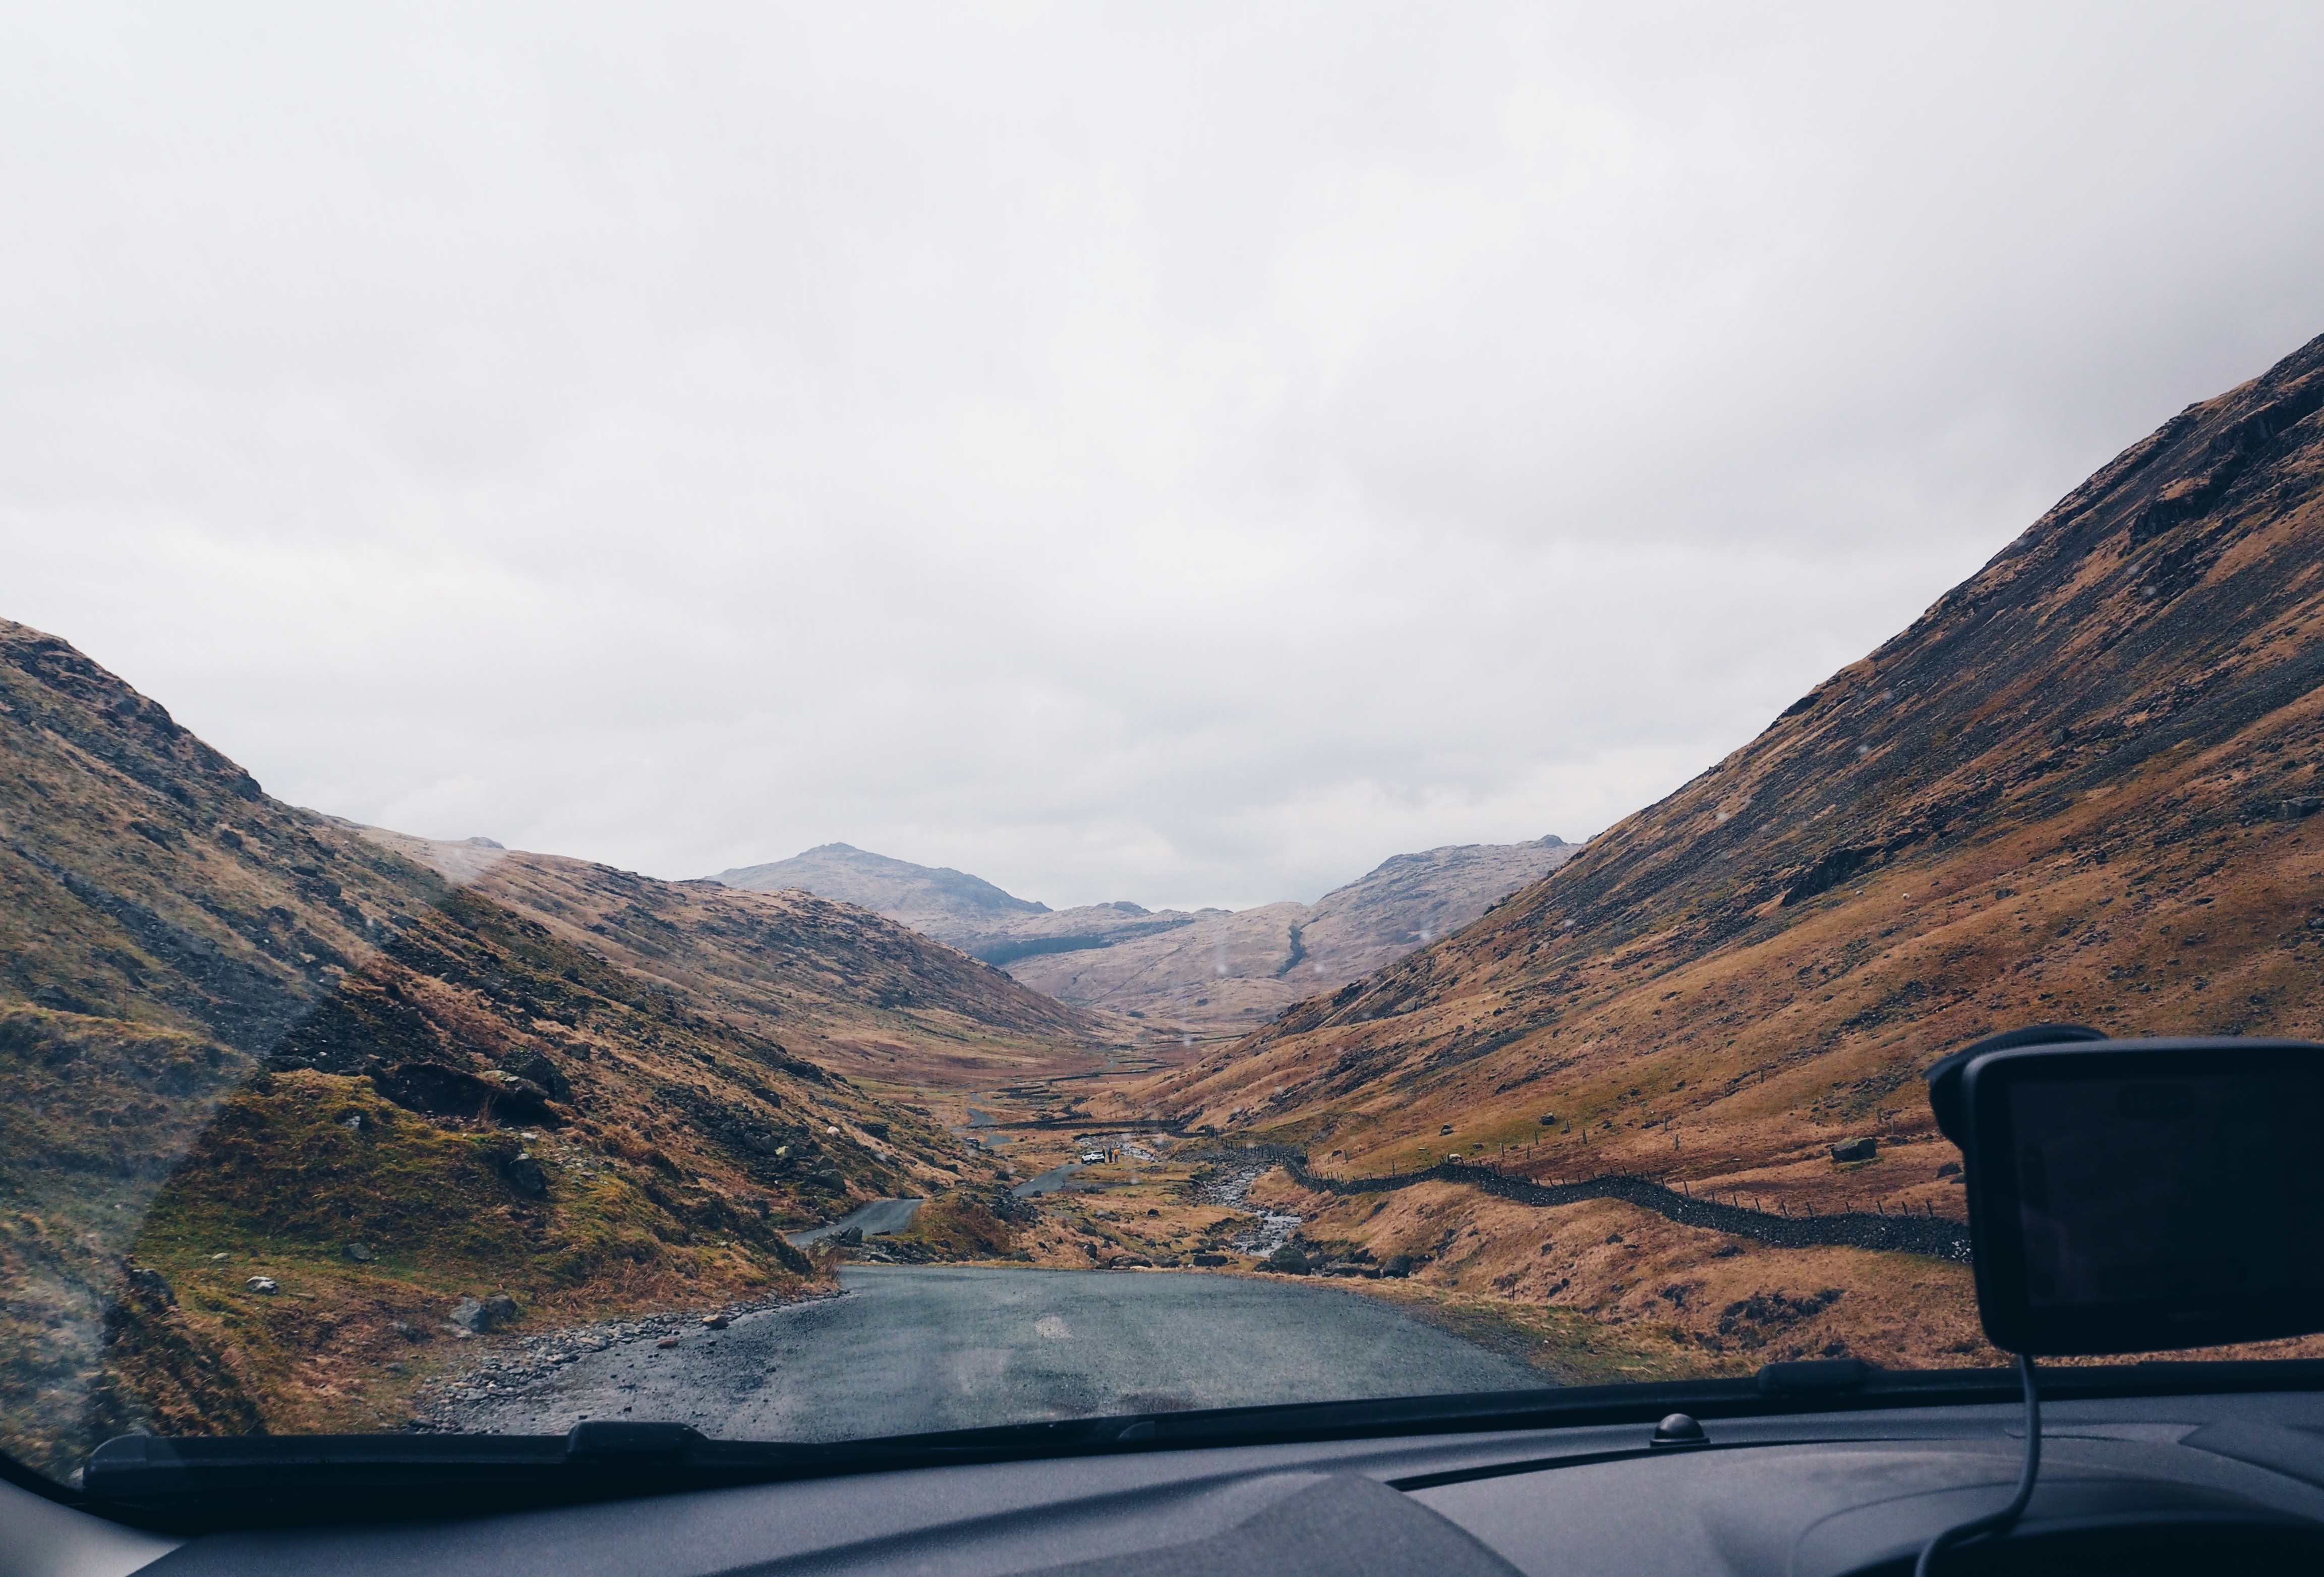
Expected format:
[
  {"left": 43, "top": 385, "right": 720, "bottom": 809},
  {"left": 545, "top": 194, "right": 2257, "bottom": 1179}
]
[
  {"left": 1136, "top": 331, "right": 2324, "bottom": 1367},
  {"left": 368, "top": 828, "right": 1108, "bottom": 1089},
  {"left": 0, "top": 620, "right": 1106, "bottom": 1477}
]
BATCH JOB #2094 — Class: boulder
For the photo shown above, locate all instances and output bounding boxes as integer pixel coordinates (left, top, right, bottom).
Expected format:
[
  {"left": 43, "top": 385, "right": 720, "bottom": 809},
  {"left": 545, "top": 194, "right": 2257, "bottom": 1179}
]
[
  {"left": 1191, "top": 1252, "right": 1230, "bottom": 1267},
  {"left": 501, "top": 1049, "right": 571, "bottom": 1099},
  {"left": 449, "top": 1293, "right": 520, "bottom": 1334},
  {"left": 1264, "top": 1245, "right": 1311, "bottom": 1275},
  {"left": 1830, "top": 1137, "right": 1878, "bottom": 1164},
  {"left": 490, "top": 1072, "right": 553, "bottom": 1103},
  {"left": 1381, "top": 1254, "right": 1415, "bottom": 1278},
  {"left": 504, "top": 1151, "right": 548, "bottom": 1197},
  {"left": 246, "top": 1276, "right": 279, "bottom": 1294},
  {"left": 343, "top": 1242, "right": 376, "bottom": 1263},
  {"left": 124, "top": 1266, "right": 175, "bottom": 1305}
]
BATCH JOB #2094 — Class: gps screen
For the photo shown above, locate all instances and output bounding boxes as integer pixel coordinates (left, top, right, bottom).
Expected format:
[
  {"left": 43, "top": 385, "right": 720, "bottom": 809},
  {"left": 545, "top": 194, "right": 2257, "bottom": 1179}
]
[{"left": 2010, "top": 1072, "right": 2324, "bottom": 1310}]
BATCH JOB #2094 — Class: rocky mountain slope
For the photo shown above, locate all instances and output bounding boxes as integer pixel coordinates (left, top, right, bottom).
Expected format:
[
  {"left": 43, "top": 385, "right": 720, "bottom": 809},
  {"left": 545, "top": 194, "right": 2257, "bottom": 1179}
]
[
  {"left": 358, "top": 829, "right": 1100, "bottom": 1088},
  {"left": 0, "top": 622, "right": 1096, "bottom": 1473},
  {"left": 715, "top": 837, "right": 1574, "bottom": 1035},
  {"left": 1138, "top": 333, "right": 2324, "bottom": 1366}
]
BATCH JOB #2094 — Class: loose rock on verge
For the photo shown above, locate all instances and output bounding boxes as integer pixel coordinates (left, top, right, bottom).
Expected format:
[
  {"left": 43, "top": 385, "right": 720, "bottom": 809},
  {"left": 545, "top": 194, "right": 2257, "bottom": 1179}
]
[{"left": 449, "top": 1293, "right": 521, "bottom": 1334}]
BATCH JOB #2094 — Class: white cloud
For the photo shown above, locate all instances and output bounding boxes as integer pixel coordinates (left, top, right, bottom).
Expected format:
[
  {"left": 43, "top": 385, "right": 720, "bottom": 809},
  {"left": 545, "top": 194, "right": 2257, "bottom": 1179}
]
[{"left": 6, "top": 2, "right": 2322, "bottom": 909}]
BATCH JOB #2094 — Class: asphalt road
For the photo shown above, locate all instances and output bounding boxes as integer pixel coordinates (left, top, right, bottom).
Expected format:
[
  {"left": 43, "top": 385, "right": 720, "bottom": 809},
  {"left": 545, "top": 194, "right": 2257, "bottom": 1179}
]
[
  {"left": 444, "top": 1265, "right": 1548, "bottom": 1442},
  {"left": 785, "top": 1198, "right": 924, "bottom": 1246},
  {"left": 1010, "top": 1161, "right": 1087, "bottom": 1197}
]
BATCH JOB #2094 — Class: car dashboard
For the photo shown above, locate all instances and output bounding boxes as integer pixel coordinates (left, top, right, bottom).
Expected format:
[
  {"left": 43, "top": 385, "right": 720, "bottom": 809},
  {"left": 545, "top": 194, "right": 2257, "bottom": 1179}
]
[{"left": 12, "top": 1380, "right": 2324, "bottom": 1577}]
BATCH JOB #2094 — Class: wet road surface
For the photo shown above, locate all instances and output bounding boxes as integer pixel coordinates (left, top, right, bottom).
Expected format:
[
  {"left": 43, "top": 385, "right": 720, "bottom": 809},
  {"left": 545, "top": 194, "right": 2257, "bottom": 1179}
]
[{"left": 443, "top": 1265, "right": 1548, "bottom": 1441}]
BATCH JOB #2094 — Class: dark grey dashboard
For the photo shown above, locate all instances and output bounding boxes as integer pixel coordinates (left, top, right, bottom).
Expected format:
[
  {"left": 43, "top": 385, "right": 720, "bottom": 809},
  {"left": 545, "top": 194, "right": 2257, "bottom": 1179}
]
[{"left": 10, "top": 1390, "right": 2324, "bottom": 1577}]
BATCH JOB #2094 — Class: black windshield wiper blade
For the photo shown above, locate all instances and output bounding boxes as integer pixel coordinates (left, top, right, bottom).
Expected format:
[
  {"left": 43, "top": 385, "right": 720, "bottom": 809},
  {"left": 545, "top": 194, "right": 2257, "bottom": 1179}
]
[
  {"left": 78, "top": 1380, "right": 1758, "bottom": 1519},
  {"left": 77, "top": 1358, "right": 2324, "bottom": 1529}
]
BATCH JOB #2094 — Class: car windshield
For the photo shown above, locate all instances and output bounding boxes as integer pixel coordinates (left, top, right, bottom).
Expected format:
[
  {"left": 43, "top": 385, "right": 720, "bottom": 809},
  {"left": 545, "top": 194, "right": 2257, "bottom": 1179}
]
[{"left": 7, "top": 6, "right": 2324, "bottom": 1496}]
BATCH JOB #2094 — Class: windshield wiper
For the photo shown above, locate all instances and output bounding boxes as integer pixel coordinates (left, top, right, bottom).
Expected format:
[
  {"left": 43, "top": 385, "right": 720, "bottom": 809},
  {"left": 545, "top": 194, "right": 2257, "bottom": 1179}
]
[{"left": 74, "top": 1358, "right": 2324, "bottom": 1530}]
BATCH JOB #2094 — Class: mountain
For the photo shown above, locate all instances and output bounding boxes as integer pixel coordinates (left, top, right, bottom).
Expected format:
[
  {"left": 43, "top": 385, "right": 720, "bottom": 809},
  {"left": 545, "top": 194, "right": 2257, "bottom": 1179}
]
[
  {"left": 994, "top": 838, "right": 1578, "bottom": 1033},
  {"left": 0, "top": 621, "right": 1097, "bottom": 1473},
  {"left": 1137, "top": 333, "right": 2324, "bottom": 1367},
  {"left": 714, "top": 837, "right": 1576, "bottom": 1034},
  {"left": 358, "top": 829, "right": 1096, "bottom": 1086},
  {"left": 711, "top": 842, "right": 1052, "bottom": 934}
]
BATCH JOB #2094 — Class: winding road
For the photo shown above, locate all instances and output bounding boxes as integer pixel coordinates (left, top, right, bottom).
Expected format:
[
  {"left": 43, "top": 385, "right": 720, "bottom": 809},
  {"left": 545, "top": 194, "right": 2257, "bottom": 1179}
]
[
  {"left": 440, "top": 1265, "right": 1547, "bottom": 1442},
  {"left": 785, "top": 1198, "right": 924, "bottom": 1246}
]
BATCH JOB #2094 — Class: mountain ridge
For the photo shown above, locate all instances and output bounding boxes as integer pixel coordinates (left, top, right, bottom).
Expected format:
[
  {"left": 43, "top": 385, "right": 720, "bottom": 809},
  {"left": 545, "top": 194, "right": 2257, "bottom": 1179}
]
[
  {"left": 712, "top": 835, "right": 1575, "bottom": 1033},
  {"left": 712, "top": 841, "right": 1053, "bottom": 928}
]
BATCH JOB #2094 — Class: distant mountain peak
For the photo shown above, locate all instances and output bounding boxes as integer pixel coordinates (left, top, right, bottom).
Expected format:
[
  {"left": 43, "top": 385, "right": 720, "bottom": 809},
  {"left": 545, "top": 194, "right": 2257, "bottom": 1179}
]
[
  {"left": 713, "top": 843, "right": 1052, "bottom": 920},
  {"left": 712, "top": 835, "right": 1575, "bottom": 1034}
]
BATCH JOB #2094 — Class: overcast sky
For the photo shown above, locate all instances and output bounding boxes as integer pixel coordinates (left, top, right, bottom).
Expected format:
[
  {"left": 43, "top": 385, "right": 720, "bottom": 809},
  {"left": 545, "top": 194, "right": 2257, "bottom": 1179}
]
[{"left": 7, "top": 4, "right": 2323, "bottom": 911}]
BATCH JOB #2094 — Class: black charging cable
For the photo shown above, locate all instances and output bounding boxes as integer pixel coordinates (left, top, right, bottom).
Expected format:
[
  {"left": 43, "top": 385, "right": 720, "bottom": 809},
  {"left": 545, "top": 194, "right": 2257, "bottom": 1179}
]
[{"left": 1913, "top": 1353, "right": 2041, "bottom": 1577}]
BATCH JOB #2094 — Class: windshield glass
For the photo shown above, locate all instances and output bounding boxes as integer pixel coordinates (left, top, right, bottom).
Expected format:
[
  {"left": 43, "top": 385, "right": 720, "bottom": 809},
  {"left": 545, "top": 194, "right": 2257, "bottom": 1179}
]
[{"left": 8, "top": 6, "right": 2324, "bottom": 1495}]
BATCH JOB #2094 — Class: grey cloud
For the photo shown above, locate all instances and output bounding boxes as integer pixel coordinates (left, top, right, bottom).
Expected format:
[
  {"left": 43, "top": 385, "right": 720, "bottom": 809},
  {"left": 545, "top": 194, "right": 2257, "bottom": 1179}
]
[{"left": 5, "top": 4, "right": 2322, "bottom": 911}]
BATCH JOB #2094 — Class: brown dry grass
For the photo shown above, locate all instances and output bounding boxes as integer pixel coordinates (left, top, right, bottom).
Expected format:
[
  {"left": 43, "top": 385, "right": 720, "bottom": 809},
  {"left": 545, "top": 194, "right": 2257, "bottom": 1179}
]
[{"left": 1245, "top": 1166, "right": 2324, "bottom": 1378}]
